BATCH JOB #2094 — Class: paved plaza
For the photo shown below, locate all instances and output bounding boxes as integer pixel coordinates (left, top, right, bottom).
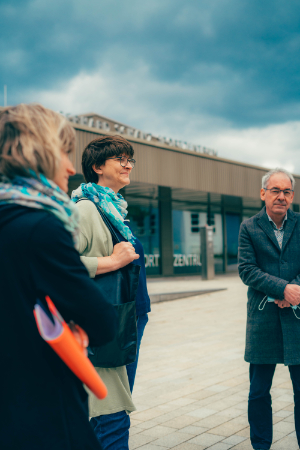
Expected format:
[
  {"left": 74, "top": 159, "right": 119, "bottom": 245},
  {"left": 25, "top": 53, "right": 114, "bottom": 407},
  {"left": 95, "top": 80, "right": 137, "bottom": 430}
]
[{"left": 129, "top": 275, "right": 298, "bottom": 450}]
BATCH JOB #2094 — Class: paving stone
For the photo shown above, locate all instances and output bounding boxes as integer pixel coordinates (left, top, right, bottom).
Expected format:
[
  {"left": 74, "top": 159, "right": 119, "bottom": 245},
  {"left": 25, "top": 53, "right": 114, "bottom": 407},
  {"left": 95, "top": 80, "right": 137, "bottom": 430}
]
[
  {"left": 187, "top": 408, "right": 218, "bottom": 419},
  {"left": 193, "top": 415, "right": 230, "bottom": 429},
  {"left": 168, "top": 398, "right": 197, "bottom": 407},
  {"left": 209, "top": 421, "right": 248, "bottom": 437},
  {"left": 221, "top": 435, "right": 246, "bottom": 445},
  {"left": 188, "top": 432, "right": 224, "bottom": 447},
  {"left": 135, "top": 419, "right": 165, "bottom": 430},
  {"left": 163, "top": 416, "right": 200, "bottom": 429},
  {"left": 272, "top": 435, "right": 299, "bottom": 449},
  {"left": 283, "top": 414, "right": 294, "bottom": 423},
  {"left": 205, "top": 444, "right": 232, "bottom": 450},
  {"left": 272, "top": 415, "right": 284, "bottom": 424},
  {"left": 272, "top": 430, "right": 290, "bottom": 442},
  {"left": 274, "top": 409, "right": 293, "bottom": 418},
  {"left": 137, "top": 446, "right": 169, "bottom": 450},
  {"left": 275, "top": 394, "right": 294, "bottom": 402},
  {"left": 283, "top": 403, "right": 294, "bottom": 412},
  {"left": 129, "top": 434, "right": 157, "bottom": 450},
  {"left": 172, "top": 444, "right": 205, "bottom": 450},
  {"left": 153, "top": 432, "right": 193, "bottom": 448},
  {"left": 177, "top": 426, "right": 208, "bottom": 436},
  {"left": 229, "top": 416, "right": 248, "bottom": 427},
  {"left": 205, "top": 385, "right": 230, "bottom": 393},
  {"left": 140, "top": 426, "right": 176, "bottom": 438},
  {"left": 130, "top": 427, "right": 143, "bottom": 436},
  {"left": 131, "top": 418, "right": 145, "bottom": 427},
  {"left": 234, "top": 427, "right": 250, "bottom": 438},
  {"left": 216, "top": 408, "right": 243, "bottom": 419},
  {"left": 273, "top": 420, "right": 295, "bottom": 434},
  {"left": 230, "top": 439, "right": 252, "bottom": 450},
  {"left": 133, "top": 409, "right": 167, "bottom": 422}
]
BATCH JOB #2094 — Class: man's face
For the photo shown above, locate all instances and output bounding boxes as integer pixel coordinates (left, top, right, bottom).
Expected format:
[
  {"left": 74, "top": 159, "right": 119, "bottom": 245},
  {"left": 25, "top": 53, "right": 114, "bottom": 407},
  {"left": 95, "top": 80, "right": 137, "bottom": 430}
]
[{"left": 260, "top": 173, "right": 294, "bottom": 216}]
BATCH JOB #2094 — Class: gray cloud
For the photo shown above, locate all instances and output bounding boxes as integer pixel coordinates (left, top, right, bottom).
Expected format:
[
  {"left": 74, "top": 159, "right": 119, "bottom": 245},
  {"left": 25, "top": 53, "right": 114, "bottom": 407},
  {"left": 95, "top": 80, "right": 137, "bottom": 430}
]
[{"left": 1, "top": 0, "right": 300, "bottom": 130}]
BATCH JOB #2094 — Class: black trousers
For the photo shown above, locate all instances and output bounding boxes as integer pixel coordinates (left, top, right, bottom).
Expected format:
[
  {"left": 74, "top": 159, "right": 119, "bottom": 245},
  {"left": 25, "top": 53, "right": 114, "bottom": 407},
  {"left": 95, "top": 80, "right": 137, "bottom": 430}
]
[{"left": 248, "top": 363, "right": 300, "bottom": 449}]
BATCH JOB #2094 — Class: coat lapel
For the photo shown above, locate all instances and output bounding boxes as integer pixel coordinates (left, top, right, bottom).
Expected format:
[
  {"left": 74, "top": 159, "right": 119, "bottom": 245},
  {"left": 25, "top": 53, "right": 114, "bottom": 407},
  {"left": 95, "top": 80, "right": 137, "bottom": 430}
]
[
  {"left": 257, "top": 210, "right": 281, "bottom": 251},
  {"left": 281, "top": 209, "right": 297, "bottom": 253}
]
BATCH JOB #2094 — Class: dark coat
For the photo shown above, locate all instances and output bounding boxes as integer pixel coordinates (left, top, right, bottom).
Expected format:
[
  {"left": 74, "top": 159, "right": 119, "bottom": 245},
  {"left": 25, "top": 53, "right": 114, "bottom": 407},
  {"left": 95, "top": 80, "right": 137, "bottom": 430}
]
[
  {"left": 238, "top": 207, "right": 300, "bottom": 365},
  {"left": 0, "top": 205, "right": 117, "bottom": 450}
]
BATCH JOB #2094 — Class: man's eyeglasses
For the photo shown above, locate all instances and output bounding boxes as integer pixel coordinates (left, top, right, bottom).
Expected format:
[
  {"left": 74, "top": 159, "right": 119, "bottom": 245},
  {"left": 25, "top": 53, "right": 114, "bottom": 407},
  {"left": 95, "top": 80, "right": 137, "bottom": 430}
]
[
  {"left": 106, "top": 156, "right": 135, "bottom": 168},
  {"left": 264, "top": 188, "right": 294, "bottom": 198}
]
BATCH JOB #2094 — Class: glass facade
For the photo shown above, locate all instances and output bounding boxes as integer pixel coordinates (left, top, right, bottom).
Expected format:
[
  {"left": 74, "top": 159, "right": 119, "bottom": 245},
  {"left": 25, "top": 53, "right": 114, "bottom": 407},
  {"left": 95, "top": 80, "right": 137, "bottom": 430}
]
[
  {"left": 127, "top": 203, "right": 160, "bottom": 275},
  {"left": 69, "top": 177, "right": 283, "bottom": 277},
  {"left": 212, "top": 213, "right": 224, "bottom": 273},
  {"left": 172, "top": 210, "right": 224, "bottom": 274},
  {"left": 172, "top": 210, "right": 203, "bottom": 274},
  {"left": 225, "top": 213, "right": 240, "bottom": 267},
  {"left": 122, "top": 183, "right": 161, "bottom": 276}
]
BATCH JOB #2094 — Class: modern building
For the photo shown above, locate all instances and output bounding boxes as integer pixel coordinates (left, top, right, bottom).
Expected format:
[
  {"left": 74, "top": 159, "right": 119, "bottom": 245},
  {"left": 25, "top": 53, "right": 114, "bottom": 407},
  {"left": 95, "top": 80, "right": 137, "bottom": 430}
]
[
  {"left": 1, "top": 106, "right": 299, "bottom": 277},
  {"left": 67, "top": 112, "right": 300, "bottom": 277}
]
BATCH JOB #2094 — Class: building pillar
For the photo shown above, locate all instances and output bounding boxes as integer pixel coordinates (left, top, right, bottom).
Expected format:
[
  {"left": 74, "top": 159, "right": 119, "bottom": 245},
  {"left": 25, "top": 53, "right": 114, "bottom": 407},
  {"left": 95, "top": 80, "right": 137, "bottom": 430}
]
[
  {"left": 221, "top": 198, "right": 227, "bottom": 273},
  {"left": 159, "top": 186, "right": 174, "bottom": 276}
]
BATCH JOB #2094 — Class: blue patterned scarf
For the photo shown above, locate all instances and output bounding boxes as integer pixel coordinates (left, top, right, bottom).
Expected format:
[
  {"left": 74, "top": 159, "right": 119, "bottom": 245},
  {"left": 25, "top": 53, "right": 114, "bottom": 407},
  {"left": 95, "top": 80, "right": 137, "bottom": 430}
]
[
  {"left": 0, "top": 174, "right": 80, "bottom": 248},
  {"left": 71, "top": 183, "right": 135, "bottom": 243}
]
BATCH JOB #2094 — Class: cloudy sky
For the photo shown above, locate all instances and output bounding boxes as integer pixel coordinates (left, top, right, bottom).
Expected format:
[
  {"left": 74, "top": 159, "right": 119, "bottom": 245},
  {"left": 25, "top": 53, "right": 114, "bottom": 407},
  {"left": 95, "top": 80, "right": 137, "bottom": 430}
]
[{"left": 1, "top": 0, "right": 300, "bottom": 172}]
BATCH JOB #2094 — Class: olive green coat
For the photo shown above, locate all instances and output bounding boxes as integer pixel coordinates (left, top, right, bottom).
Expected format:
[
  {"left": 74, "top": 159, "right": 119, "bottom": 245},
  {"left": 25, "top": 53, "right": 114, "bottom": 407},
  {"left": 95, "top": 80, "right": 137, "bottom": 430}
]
[{"left": 77, "top": 199, "right": 136, "bottom": 416}]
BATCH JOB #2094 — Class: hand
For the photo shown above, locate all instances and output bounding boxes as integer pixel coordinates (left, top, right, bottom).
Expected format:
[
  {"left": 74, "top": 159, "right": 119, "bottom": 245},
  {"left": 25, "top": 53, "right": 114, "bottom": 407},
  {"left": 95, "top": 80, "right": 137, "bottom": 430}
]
[
  {"left": 69, "top": 321, "right": 89, "bottom": 356},
  {"left": 274, "top": 300, "right": 290, "bottom": 308},
  {"left": 284, "top": 284, "right": 300, "bottom": 306},
  {"left": 110, "top": 241, "right": 139, "bottom": 269}
]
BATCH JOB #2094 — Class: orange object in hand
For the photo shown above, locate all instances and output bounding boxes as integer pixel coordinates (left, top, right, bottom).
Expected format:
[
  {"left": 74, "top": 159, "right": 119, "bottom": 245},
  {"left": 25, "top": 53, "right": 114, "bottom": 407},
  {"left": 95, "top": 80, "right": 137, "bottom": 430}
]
[{"left": 34, "top": 296, "right": 107, "bottom": 400}]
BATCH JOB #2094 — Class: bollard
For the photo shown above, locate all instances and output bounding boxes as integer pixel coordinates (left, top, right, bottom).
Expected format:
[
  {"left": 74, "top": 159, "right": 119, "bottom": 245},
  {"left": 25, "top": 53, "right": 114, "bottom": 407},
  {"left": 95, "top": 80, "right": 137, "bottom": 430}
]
[{"left": 200, "top": 226, "right": 215, "bottom": 280}]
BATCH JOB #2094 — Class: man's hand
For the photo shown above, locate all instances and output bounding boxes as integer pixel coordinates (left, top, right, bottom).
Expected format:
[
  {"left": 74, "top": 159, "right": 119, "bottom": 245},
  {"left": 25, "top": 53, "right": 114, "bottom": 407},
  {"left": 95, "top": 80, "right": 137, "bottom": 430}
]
[
  {"left": 284, "top": 284, "right": 300, "bottom": 306},
  {"left": 274, "top": 300, "right": 290, "bottom": 308}
]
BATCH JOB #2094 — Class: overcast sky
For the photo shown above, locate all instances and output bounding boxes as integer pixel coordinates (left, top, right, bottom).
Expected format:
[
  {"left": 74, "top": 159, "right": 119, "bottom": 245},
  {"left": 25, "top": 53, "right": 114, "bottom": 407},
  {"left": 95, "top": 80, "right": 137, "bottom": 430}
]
[{"left": 1, "top": 0, "right": 300, "bottom": 172}]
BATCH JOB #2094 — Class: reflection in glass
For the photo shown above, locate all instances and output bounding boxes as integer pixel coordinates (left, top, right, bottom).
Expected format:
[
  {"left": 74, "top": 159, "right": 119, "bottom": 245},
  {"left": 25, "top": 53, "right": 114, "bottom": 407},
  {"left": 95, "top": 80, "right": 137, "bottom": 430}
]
[{"left": 127, "top": 204, "right": 160, "bottom": 275}]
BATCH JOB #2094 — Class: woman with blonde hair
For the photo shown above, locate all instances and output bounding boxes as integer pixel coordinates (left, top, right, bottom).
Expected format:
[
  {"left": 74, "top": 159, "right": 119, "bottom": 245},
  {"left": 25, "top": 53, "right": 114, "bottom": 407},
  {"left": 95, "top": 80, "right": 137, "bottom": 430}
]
[{"left": 0, "top": 104, "right": 116, "bottom": 450}]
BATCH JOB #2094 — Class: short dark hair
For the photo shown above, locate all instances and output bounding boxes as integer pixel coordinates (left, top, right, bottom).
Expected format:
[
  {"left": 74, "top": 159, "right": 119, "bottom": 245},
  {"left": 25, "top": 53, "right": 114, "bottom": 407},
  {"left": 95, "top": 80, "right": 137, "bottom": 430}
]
[{"left": 82, "top": 135, "right": 134, "bottom": 183}]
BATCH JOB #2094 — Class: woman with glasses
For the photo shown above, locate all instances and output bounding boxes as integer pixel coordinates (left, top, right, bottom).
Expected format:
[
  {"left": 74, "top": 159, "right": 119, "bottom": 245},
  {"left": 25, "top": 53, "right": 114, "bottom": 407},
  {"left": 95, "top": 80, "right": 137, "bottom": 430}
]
[{"left": 72, "top": 135, "right": 150, "bottom": 450}]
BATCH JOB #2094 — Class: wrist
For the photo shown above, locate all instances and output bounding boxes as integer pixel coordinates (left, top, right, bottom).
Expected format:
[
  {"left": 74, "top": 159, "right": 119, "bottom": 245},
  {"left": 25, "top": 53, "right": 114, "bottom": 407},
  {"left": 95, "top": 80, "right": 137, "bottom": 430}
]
[
  {"left": 109, "top": 255, "right": 120, "bottom": 271},
  {"left": 284, "top": 283, "right": 291, "bottom": 295}
]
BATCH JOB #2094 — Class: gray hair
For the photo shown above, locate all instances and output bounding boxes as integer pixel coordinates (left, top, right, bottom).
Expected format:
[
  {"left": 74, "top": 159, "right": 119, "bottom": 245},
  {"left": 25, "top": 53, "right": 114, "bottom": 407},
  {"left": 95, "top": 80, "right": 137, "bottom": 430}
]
[{"left": 262, "top": 168, "right": 295, "bottom": 190}]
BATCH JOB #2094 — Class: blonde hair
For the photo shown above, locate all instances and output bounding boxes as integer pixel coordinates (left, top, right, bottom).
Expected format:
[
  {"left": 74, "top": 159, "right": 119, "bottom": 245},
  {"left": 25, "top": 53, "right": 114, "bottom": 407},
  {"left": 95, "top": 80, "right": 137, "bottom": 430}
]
[{"left": 0, "top": 103, "right": 75, "bottom": 180}]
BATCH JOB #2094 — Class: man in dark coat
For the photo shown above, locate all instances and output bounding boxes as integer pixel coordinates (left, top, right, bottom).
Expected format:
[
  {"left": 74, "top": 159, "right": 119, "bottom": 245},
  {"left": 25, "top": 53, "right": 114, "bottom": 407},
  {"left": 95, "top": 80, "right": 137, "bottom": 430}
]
[{"left": 238, "top": 168, "right": 300, "bottom": 450}]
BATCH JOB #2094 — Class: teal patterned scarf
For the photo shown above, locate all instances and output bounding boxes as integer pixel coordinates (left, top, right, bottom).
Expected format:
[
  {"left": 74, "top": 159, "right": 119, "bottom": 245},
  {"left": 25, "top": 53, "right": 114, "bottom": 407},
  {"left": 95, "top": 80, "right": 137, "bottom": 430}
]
[
  {"left": 71, "top": 183, "right": 135, "bottom": 243},
  {"left": 0, "top": 174, "right": 80, "bottom": 248}
]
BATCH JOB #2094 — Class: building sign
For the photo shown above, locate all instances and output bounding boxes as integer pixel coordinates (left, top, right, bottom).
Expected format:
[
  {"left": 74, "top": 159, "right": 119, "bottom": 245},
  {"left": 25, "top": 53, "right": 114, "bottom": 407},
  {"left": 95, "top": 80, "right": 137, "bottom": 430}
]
[
  {"left": 65, "top": 113, "right": 218, "bottom": 157},
  {"left": 173, "top": 254, "right": 201, "bottom": 267},
  {"left": 144, "top": 254, "right": 160, "bottom": 268},
  {"left": 144, "top": 254, "right": 201, "bottom": 268}
]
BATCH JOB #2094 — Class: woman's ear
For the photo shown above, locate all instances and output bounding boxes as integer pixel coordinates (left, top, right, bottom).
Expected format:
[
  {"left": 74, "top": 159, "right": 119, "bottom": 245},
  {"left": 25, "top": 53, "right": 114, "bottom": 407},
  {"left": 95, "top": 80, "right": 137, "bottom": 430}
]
[{"left": 92, "top": 164, "right": 102, "bottom": 175}]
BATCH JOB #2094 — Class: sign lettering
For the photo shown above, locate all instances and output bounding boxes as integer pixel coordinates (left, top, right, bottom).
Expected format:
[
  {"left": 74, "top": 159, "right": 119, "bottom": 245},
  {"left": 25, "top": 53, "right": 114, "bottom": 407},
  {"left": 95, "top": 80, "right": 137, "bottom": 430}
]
[{"left": 144, "top": 254, "right": 201, "bottom": 268}]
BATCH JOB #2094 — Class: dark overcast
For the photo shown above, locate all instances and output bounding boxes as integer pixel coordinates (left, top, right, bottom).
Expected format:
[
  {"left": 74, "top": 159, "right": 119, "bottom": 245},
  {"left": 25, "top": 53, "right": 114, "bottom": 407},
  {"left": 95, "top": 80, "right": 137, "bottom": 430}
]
[{"left": 1, "top": 0, "right": 300, "bottom": 131}]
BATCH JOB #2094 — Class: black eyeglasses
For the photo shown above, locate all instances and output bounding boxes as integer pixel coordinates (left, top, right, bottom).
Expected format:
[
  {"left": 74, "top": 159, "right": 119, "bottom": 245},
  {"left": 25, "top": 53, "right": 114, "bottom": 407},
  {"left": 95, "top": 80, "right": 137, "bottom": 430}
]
[
  {"left": 264, "top": 188, "right": 294, "bottom": 198},
  {"left": 106, "top": 156, "right": 135, "bottom": 168}
]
